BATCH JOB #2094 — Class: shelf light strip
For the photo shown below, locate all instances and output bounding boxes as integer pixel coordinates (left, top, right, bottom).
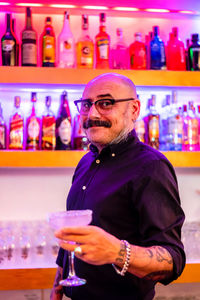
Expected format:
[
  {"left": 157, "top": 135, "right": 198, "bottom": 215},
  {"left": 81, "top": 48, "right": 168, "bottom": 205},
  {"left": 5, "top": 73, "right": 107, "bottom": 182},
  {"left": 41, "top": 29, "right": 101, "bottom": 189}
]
[{"left": 5, "top": 3, "right": 199, "bottom": 15}]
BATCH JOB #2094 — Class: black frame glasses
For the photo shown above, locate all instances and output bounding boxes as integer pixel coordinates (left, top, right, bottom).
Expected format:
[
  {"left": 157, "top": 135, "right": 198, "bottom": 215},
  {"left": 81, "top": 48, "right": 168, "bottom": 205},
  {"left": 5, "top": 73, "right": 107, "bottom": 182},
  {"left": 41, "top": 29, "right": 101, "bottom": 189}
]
[{"left": 74, "top": 98, "right": 135, "bottom": 115}]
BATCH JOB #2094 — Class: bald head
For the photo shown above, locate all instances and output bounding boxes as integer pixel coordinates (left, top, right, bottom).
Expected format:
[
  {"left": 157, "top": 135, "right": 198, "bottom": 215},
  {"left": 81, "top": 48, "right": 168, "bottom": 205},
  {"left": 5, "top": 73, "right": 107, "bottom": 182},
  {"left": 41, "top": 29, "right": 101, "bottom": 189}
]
[{"left": 83, "top": 73, "right": 137, "bottom": 99}]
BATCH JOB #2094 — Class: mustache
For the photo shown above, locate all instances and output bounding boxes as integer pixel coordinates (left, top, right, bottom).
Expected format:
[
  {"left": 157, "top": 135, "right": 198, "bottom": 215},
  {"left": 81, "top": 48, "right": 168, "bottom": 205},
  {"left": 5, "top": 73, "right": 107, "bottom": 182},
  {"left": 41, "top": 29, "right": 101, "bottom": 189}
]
[{"left": 83, "top": 119, "right": 112, "bottom": 129}]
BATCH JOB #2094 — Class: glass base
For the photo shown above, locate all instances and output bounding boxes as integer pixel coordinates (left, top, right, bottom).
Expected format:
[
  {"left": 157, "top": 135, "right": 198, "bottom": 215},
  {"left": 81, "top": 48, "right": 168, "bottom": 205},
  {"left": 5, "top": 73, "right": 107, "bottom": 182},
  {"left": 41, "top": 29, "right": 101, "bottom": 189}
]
[{"left": 59, "top": 276, "right": 86, "bottom": 287}]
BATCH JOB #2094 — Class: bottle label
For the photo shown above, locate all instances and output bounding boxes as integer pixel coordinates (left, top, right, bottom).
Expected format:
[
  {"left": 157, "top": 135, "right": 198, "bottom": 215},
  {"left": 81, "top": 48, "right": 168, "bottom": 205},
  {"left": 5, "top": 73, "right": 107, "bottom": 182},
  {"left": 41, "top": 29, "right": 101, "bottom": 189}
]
[
  {"left": 22, "top": 30, "right": 36, "bottom": 40},
  {"left": 97, "top": 39, "right": 109, "bottom": 59},
  {"left": 134, "top": 119, "right": 145, "bottom": 142},
  {"left": 2, "top": 40, "right": 15, "bottom": 52},
  {"left": 81, "top": 45, "right": 93, "bottom": 65},
  {"left": 43, "top": 36, "right": 55, "bottom": 63},
  {"left": 168, "top": 115, "right": 183, "bottom": 144},
  {"left": 59, "top": 38, "right": 75, "bottom": 67},
  {"left": 28, "top": 117, "right": 40, "bottom": 139},
  {"left": 0, "top": 125, "right": 6, "bottom": 149},
  {"left": 22, "top": 44, "right": 37, "bottom": 65},
  {"left": 42, "top": 116, "right": 56, "bottom": 149},
  {"left": 9, "top": 114, "right": 24, "bottom": 149},
  {"left": 149, "top": 116, "right": 159, "bottom": 139},
  {"left": 58, "top": 118, "right": 71, "bottom": 145},
  {"left": 188, "top": 118, "right": 198, "bottom": 145}
]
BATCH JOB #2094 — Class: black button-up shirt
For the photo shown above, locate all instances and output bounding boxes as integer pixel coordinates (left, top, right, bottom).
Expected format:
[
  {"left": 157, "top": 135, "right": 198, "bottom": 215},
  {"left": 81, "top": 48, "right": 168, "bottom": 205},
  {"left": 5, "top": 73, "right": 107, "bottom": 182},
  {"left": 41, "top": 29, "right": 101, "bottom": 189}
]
[{"left": 56, "top": 130, "right": 185, "bottom": 300}]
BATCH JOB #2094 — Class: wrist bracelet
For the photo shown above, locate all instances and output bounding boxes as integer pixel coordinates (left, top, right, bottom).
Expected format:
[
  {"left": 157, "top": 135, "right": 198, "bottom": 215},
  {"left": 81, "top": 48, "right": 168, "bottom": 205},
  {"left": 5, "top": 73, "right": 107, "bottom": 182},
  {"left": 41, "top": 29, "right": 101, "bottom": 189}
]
[{"left": 112, "top": 240, "right": 131, "bottom": 276}]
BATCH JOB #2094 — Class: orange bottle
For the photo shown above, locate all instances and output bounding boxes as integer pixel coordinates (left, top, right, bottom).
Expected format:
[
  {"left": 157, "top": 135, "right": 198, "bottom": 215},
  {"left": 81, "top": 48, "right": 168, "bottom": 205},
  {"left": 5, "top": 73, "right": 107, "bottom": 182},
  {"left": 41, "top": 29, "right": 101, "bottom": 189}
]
[{"left": 95, "top": 13, "right": 110, "bottom": 69}]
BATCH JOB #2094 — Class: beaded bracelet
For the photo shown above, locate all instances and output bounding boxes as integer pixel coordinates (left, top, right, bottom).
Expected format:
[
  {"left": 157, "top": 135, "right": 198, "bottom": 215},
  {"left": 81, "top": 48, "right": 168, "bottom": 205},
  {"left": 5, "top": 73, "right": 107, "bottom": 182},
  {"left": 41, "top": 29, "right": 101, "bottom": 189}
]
[{"left": 112, "top": 240, "right": 131, "bottom": 276}]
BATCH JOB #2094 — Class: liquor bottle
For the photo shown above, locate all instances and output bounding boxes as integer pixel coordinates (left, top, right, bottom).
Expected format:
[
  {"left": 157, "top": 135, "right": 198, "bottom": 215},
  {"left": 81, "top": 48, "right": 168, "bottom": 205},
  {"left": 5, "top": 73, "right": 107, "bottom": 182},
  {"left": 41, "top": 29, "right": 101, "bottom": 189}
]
[
  {"left": 26, "top": 92, "right": 40, "bottom": 150},
  {"left": 72, "top": 114, "right": 89, "bottom": 150},
  {"left": 21, "top": 7, "right": 37, "bottom": 67},
  {"left": 187, "top": 101, "right": 199, "bottom": 151},
  {"left": 144, "top": 95, "right": 159, "bottom": 149},
  {"left": 167, "top": 91, "right": 183, "bottom": 151},
  {"left": 76, "top": 15, "right": 94, "bottom": 69},
  {"left": 134, "top": 116, "right": 145, "bottom": 143},
  {"left": 41, "top": 96, "right": 56, "bottom": 150},
  {"left": 166, "top": 27, "right": 186, "bottom": 71},
  {"left": 188, "top": 34, "right": 200, "bottom": 71},
  {"left": 182, "top": 104, "right": 189, "bottom": 151},
  {"left": 111, "top": 28, "right": 128, "bottom": 69},
  {"left": 95, "top": 13, "right": 110, "bottom": 69},
  {"left": 9, "top": 96, "right": 24, "bottom": 150},
  {"left": 58, "top": 11, "right": 75, "bottom": 68},
  {"left": 1, "top": 13, "right": 17, "bottom": 66},
  {"left": 129, "top": 32, "right": 146, "bottom": 70},
  {"left": 150, "top": 26, "right": 166, "bottom": 70},
  {"left": 41, "top": 17, "right": 56, "bottom": 67},
  {"left": 56, "top": 91, "right": 71, "bottom": 150},
  {"left": 12, "top": 18, "right": 19, "bottom": 66},
  {"left": 0, "top": 103, "right": 6, "bottom": 150},
  {"left": 159, "top": 95, "right": 171, "bottom": 151},
  {"left": 185, "top": 39, "right": 190, "bottom": 70}
]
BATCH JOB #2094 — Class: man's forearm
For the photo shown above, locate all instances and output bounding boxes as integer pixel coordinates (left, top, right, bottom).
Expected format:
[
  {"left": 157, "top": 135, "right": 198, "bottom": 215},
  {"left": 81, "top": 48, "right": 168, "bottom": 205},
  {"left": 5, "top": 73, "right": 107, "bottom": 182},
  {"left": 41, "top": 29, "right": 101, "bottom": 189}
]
[
  {"left": 50, "top": 266, "right": 64, "bottom": 300},
  {"left": 115, "top": 243, "right": 173, "bottom": 281}
]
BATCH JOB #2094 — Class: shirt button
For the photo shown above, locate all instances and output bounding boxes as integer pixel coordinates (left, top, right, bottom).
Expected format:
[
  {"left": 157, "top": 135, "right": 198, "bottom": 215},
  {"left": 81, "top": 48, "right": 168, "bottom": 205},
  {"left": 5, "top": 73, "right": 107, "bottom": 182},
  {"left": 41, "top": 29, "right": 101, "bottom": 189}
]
[
  {"left": 82, "top": 186, "right": 86, "bottom": 190},
  {"left": 111, "top": 153, "right": 115, "bottom": 157},
  {"left": 96, "top": 159, "right": 100, "bottom": 164}
]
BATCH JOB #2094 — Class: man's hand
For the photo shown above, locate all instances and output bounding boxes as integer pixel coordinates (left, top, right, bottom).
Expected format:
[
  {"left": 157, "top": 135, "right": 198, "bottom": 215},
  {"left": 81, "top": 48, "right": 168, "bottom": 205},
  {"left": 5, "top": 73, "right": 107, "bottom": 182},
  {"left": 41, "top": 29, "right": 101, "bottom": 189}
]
[{"left": 55, "top": 225, "right": 121, "bottom": 265}]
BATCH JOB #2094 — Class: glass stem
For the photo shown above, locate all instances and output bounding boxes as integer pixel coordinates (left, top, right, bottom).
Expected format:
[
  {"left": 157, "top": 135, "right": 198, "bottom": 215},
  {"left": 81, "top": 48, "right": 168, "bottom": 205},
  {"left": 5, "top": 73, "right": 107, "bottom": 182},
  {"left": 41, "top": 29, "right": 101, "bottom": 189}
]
[{"left": 68, "top": 251, "right": 76, "bottom": 277}]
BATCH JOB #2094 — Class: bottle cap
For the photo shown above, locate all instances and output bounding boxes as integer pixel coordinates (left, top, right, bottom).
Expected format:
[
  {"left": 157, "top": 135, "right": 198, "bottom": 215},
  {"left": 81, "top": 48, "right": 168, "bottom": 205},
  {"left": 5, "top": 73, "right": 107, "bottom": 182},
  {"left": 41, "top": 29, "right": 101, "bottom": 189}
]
[
  {"left": 191, "top": 33, "right": 199, "bottom": 42},
  {"left": 46, "top": 16, "right": 51, "bottom": 23},
  {"left": 151, "top": 95, "right": 156, "bottom": 106},
  {"left": 82, "top": 15, "right": 88, "bottom": 30},
  {"left": 172, "top": 27, "right": 178, "bottom": 37},
  {"left": 14, "top": 96, "right": 21, "bottom": 108},
  {"left": 172, "top": 90, "right": 177, "bottom": 104},
  {"left": 153, "top": 26, "right": 159, "bottom": 35},
  {"left": 46, "top": 96, "right": 51, "bottom": 107},
  {"left": 100, "top": 13, "right": 106, "bottom": 22},
  {"left": 26, "top": 7, "right": 31, "bottom": 17},
  {"left": 166, "top": 95, "right": 171, "bottom": 106},
  {"left": 31, "top": 92, "right": 37, "bottom": 102},
  {"left": 64, "top": 11, "right": 69, "bottom": 20}
]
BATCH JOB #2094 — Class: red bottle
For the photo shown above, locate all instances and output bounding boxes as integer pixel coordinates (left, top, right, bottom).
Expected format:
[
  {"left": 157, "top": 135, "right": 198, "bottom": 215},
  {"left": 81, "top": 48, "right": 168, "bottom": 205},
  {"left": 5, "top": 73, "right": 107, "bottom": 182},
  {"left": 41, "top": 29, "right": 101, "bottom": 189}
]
[
  {"left": 42, "top": 96, "right": 56, "bottom": 150},
  {"left": 166, "top": 27, "right": 186, "bottom": 71},
  {"left": 95, "top": 13, "right": 110, "bottom": 69},
  {"left": 129, "top": 33, "right": 146, "bottom": 70},
  {"left": 26, "top": 92, "right": 40, "bottom": 150},
  {"left": 9, "top": 96, "right": 24, "bottom": 150}
]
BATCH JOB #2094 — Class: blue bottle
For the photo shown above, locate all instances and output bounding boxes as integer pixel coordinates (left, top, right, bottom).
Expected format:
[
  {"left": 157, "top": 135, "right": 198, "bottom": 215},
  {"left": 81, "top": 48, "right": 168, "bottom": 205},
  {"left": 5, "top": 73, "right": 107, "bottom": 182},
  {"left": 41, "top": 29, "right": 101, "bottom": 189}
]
[{"left": 150, "top": 26, "right": 166, "bottom": 70}]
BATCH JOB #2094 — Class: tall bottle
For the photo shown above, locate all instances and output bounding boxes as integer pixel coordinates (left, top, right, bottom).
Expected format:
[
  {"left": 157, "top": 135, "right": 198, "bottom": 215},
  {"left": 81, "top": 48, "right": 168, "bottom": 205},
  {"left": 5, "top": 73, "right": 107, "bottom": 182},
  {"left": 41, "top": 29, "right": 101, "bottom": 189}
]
[
  {"left": 76, "top": 15, "right": 94, "bottom": 69},
  {"left": 95, "top": 13, "right": 110, "bottom": 69},
  {"left": 41, "top": 17, "right": 56, "bottom": 67},
  {"left": 72, "top": 114, "right": 89, "bottom": 150},
  {"left": 129, "top": 32, "right": 146, "bottom": 70},
  {"left": 159, "top": 95, "right": 171, "bottom": 151},
  {"left": 58, "top": 11, "right": 75, "bottom": 68},
  {"left": 167, "top": 91, "right": 183, "bottom": 151},
  {"left": 56, "top": 91, "right": 71, "bottom": 150},
  {"left": 9, "top": 96, "right": 24, "bottom": 150},
  {"left": 12, "top": 18, "right": 19, "bottom": 66},
  {"left": 188, "top": 34, "right": 200, "bottom": 71},
  {"left": 144, "top": 95, "right": 160, "bottom": 149},
  {"left": 1, "top": 13, "right": 17, "bottom": 66},
  {"left": 150, "top": 26, "right": 166, "bottom": 70},
  {"left": 41, "top": 96, "right": 56, "bottom": 150},
  {"left": 26, "top": 92, "right": 40, "bottom": 150},
  {"left": 187, "top": 101, "right": 199, "bottom": 151},
  {"left": 0, "top": 103, "right": 6, "bottom": 150},
  {"left": 166, "top": 27, "right": 186, "bottom": 71},
  {"left": 21, "top": 7, "right": 37, "bottom": 66},
  {"left": 111, "top": 28, "right": 128, "bottom": 69}
]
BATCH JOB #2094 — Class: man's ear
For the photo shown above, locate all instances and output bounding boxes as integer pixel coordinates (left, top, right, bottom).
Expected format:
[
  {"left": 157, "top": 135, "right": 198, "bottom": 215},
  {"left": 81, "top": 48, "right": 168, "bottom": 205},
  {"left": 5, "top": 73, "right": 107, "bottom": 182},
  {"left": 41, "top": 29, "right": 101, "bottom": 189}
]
[{"left": 131, "top": 99, "right": 141, "bottom": 121}]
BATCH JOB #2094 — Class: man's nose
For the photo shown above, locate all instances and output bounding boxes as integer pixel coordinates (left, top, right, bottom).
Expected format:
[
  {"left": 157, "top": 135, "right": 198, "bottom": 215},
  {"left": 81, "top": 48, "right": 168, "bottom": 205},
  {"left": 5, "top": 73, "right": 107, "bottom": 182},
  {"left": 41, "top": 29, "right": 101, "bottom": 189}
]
[{"left": 87, "top": 103, "right": 101, "bottom": 118}]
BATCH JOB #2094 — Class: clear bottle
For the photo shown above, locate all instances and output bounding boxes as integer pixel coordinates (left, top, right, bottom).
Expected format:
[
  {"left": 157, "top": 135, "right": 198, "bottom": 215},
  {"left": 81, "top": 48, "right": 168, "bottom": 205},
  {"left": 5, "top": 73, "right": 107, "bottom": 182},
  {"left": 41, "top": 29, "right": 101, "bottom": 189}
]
[
  {"left": 42, "top": 96, "right": 56, "bottom": 150},
  {"left": 159, "top": 95, "right": 171, "bottom": 151},
  {"left": 0, "top": 103, "right": 6, "bottom": 150},
  {"left": 26, "top": 92, "right": 40, "bottom": 150},
  {"left": 182, "top": 104, "right": 189, "bottom": 151},
  {"left": 21, "top": 7, "right": 37, "bottom": 66},
  {"left": 150, "top": 26, "right": 166, "bottom": 70},
  {"left": 129, "top": 32, "right": 146, "bottom": 70},
  {"left": 95, "top": 13, "right": 110, "bottom": 69},
  {"left": 144, "top": 95, "right": 160, "bottom": 149},
  {"left": 111, "top": 28, "right": 128, "bottom": 69},
  {"left": 166, "top": 27, "right": 186, "bottom": 71},
  {"left": 9, "top": 96, "right": 24, "bottom": 150},
  {"left": 188, "top": 34, "right": 200, "bottom": 71},
  {"left": 56, "top": 91, "right": 72, "bottom": 150},
  {"left": 72, "top": 114, "right": 89, "bottom": 150},
  {"left": 41, "top": 17, "right": 56, "bottom": 67},
  {"left": 58, "top": 11, "right": 75, "bottom": 68},
  {"left": 76, "top": 15, "right": 94, "bottom": 69},
  {"left": 167, "top": 91, "right": 183, "bottom": 151},
  {"left": 1, "top": 13, "right": 17, "bottom": 66},
  {"left": 187, "top": 101, "right": 199, "bottom": 151}
]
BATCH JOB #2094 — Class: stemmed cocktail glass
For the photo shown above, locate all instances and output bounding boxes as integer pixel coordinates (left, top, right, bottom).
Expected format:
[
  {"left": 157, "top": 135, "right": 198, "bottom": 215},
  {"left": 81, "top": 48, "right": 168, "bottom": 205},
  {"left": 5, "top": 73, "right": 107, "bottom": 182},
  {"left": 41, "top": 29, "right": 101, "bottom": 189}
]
[{"left": 48, "top": 209, "right": 92, "bottom": 286}]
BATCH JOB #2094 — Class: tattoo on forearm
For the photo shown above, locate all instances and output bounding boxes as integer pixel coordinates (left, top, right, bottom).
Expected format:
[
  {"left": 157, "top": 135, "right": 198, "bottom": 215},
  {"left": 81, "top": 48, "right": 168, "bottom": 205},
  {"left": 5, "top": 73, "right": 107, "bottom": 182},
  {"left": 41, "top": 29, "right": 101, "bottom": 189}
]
[
  {"left": 115, "top": 241, "right": 126, "bottom": 264},
  {"left": 147, "top": 246, "right": 173, "bottom": 265},
  {"left": 142, "top": 270, "right": 172, "bottom": 281}
]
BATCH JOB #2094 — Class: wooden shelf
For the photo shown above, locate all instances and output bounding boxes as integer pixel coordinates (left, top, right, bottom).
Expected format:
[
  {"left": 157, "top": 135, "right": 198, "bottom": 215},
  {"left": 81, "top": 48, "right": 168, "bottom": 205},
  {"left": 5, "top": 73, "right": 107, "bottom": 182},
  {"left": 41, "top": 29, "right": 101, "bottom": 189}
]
[
  {"left": 0, "top": 67, "right": 200, "bottom": 87},
  {"left": 0, "top": 150, "right": 199, "bottom": 168},
  {"left": 0, "top": 263, "right": 199, "bottom": 290}
]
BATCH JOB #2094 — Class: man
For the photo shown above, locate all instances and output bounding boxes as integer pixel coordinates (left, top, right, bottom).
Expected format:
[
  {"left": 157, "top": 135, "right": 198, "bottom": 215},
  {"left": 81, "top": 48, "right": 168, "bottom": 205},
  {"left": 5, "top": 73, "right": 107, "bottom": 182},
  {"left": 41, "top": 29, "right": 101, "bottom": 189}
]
[{"left": 51, "top": 73, "right": 185, "bottom": 300}]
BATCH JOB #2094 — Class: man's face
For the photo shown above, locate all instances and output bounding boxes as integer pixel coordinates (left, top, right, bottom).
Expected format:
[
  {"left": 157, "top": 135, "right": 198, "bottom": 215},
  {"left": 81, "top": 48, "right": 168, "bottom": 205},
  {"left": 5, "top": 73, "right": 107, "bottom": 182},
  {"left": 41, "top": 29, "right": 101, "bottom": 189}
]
[{"left": 80, "top": 77, "right": 140, "bottom": 151}]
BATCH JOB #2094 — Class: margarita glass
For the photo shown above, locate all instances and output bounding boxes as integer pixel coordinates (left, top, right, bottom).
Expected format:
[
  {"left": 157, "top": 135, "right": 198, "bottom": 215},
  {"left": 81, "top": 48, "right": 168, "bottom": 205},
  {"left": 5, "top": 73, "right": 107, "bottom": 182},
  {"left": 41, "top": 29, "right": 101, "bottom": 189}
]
[{"left": 48, "top": 209, "right": 92, "bottom": 286}]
